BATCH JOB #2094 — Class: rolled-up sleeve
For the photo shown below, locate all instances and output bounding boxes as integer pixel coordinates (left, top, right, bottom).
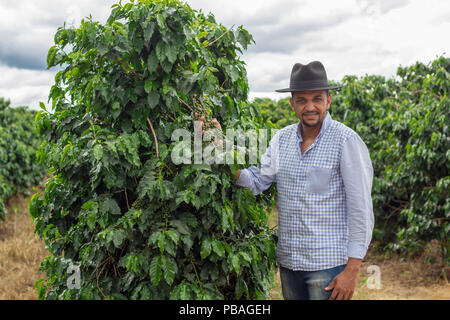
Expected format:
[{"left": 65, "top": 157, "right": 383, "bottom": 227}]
[
  {"left": 236, "top": 132, "right": 278, "bottom": 195},
  {"left": 340, "top": 134, "right": 375, "bottom": 259}
]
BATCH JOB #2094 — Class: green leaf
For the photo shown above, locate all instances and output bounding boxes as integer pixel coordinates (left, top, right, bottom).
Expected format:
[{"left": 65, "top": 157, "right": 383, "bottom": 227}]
[
  {"left": 197, "top": 31, "right": 208, "bottom": 39},
  {"left": 212, "top": 240, "right": 225, "bottom": 257},
  {"left": 137, "top": 165, "right": 157, "bottom": 198},
  {"left": 144, "top": 80, "right": 152, "bottom": 94},
  {"left": 166, "top": 44, "right": 177, "bottom": 64},
  {"left": 93, "top": 144, "right": 103, "bottom": 161},
  {"left": 147, "top": 51, "right": 159, "bottom": 73},
  {"left": 125, "top": 254, "right": 139, "bottom": 273},
  {"left": 200, "top": 238, "right": 212, "bottom": 259},
  {"left": 157, "top": 232, "right": 166, "bottom": 253},
  {"left": 144, "top": 21, "right": 155, "bottom": 43},
  {"left": 112, "top": 101, "right": 120, "bottom": 110},
  {"left": 179, "top": 283, "right": 191, "bottom": 300},
  {"left": 148, "top": 230, "right": 161, "bottom": 246},
  {"left": 155, "top": 40, "right": 166, "bottom": 62},
  {"left": 147, "top": 91, "right": 160, "bottom": 109},
  {"left": 156, "top": 14, "right": 166, "bottom": 30},
  {"left": 239, "top": 251, "right": 252, "bottom": 263},
  {"left": 162, "top": 255, "right": 177, "bottom": 286},
  {"left": 111, "top": 100, "right": 121, "bottom": 119},
  {"left": 149, "top": 256, "right": 162, "bottom": 286},
  {"left": 235, "top": 277, "right": 248, "bottom": 299},
  {"left": 113, "top": 230, "right": 126, "bottom": 248},
  {"left": 231, "top": 254, "right": 240, "bottom": 274},
  {"left": 170, "top": 220, "right": 190, "bottom": 235},
  {"left": 166, "top": 229, "right": 179, "bottom": 245},
  {"left": 160, "top": 59, "right": 173, "bottom": 73},
  {"left": 101, "top": 198, "right": 121, "bottom": 215},
  {"left": 169, "top": 284, "right": 181, "bottom": 300}
]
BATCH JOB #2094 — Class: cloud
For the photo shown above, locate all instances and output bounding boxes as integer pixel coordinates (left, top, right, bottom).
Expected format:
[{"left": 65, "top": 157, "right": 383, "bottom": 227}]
[
  {"left": 0, "top": 63, "right": 57, "bottom": 109},
  {"left": 0, "top": 0, "right": 449, "bottom": 109},
  {"left": 0, "top": 0, "right": 117, "bottom": 70},
  {"left": 356, "top": 0, "right": 411, "bottom": 16},
  {"left": 246, "top": 10, "right": 354, "bottom": 54}
]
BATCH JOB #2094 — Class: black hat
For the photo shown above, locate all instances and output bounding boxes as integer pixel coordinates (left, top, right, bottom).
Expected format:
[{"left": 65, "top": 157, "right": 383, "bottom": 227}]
[{"left": 275, "top": 61, "right": 342, "bottom": 92}]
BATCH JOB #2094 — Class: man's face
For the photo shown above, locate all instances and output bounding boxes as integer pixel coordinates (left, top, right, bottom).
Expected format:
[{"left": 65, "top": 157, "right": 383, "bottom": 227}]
[{"left": 289, "top": 90, "right": 332, "bottom": 128}]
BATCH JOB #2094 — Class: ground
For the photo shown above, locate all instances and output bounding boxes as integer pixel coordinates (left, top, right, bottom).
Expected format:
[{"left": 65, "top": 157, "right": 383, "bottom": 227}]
[
  {"left": 0, "top": 189, "right": 448, "bottom": 300},
  {"left": 0, "top": 190, "right": 47, "bottom": 299}
]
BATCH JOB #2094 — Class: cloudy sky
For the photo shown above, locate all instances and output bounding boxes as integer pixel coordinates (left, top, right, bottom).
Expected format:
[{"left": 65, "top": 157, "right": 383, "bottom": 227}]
[{"left": 0, "top": 0, "right": 449, "bottom": 109}]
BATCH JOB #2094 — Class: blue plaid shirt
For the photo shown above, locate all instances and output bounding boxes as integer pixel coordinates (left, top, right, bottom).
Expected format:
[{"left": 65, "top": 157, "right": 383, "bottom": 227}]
[{"left": 237, "top": 112, "right": 374, "bottom": 271}]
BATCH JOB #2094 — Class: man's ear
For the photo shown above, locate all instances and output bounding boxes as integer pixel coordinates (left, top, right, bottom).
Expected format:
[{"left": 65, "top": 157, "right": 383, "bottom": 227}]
[{"left": 326, "top": 94, "right": 332, "bottom": 110}]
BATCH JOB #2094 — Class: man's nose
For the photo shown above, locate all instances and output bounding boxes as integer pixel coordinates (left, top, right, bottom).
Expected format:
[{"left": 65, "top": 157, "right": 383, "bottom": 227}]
[{"left": 304, "top": 101, "right": 315, "bottom": 111}]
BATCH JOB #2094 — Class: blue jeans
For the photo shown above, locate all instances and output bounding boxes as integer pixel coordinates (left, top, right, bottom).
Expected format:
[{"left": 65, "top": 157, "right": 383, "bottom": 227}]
[{"left": 279, "top": 264, "right": 347, "bottom": 300}]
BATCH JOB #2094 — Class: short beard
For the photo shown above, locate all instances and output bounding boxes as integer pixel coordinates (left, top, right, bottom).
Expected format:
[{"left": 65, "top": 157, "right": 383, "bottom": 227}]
[{"left": 301, "top": 114, "right": 322, "bottom": 128}]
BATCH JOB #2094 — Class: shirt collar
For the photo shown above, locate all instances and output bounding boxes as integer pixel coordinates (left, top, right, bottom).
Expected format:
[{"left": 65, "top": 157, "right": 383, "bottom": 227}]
[{"left": 296, "top": 111, "right": 332, "bottom": 142}]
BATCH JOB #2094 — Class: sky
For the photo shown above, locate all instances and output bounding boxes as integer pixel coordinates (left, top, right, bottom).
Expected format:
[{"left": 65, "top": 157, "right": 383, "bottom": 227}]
[{"left": 0, "top": 0, "right": 449, "bottom": 110}]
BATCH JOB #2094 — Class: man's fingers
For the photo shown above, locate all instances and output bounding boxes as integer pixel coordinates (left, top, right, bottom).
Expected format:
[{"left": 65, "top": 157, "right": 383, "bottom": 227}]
[
  {"left": 345, "top": 289, "right": 354, "bottom": 300},
  {"left": 335, "top": 291, "right": 344, "bottom": 300},
  {"left": 194, "top": 112, "right": 205, "bottom": 120},
  {"left": 325, "top": 278, "right": 336, "bottom": 291},
  {"left": 211, "top": 118, "right": 222, "bottom": 130},
  {"left": 328, "top": 288, "right": 338, "bottom": 300}
]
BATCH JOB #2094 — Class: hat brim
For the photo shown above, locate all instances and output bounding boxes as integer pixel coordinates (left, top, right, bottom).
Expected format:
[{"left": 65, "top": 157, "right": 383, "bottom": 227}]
[{"left": 275, "top": 85, "right": 343, "bottom": 93}]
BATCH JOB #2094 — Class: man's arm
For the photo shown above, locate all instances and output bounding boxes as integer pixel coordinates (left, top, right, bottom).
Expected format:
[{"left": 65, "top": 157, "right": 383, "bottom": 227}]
[
  {"left": 234, "top": 138, "right": 277, "bottom": 195},
  {"left": 341, "top": 134, "right": 374, "bottom": 260},
  {"left": 326, "top": 134, "right": 374, "bottom": 300}
]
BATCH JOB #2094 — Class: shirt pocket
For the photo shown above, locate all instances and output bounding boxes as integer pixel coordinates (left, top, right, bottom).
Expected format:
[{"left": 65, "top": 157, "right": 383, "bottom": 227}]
[{"left": 306, "top": 166, "right": 332, "bottom": 194}]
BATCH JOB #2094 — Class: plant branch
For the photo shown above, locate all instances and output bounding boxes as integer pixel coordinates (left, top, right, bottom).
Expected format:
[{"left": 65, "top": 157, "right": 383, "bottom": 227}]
[
  {"left": 113, "top": 58, "right": 143, "bottom": 81},
  {"left": 124, "top": 188, "right": 130, "bottom": 210},
  {"left": 205, "top": 25, "right": 235, "bottom": 47},
  {"left": 176, "top": 95, "right": 194, "bottom": 113},
  {"left": 146, "top": 117, "right": 159, "bottom": 157},
  {"left": 160, "top": 109, "right": 175, "bottom": 122}
]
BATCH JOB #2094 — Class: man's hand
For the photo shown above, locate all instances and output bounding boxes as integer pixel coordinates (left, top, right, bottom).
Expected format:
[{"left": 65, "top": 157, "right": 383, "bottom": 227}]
[
  {"left": 195, "top": 112, "right": 222, "bottom": 134},
  {"left": 325, "top": 258, "right": 361, "bottom": 300},
  {"left": 195, "top": 112, "right": 223, "bottom": 147}
]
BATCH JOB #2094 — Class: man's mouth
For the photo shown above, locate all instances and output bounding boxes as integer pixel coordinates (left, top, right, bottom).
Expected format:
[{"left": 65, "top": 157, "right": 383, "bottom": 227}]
[{"left": 303, "top": 113, "right": 319, "bottom": 118}]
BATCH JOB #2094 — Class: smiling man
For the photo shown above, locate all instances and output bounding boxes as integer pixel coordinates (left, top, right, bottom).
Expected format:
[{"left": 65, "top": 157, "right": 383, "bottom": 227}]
[{"left": 235, "top": 61, "right": 375, "bottom": 300}]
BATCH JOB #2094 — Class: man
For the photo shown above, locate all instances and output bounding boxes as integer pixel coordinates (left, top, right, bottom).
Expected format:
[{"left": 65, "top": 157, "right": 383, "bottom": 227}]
[{"left": 235, "top": 61, "right": 374, "bottom": 300}]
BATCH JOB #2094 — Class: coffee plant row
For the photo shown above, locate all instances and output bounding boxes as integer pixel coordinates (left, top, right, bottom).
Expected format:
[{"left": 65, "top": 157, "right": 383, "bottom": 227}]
[{"left": 0, "top": 98, "right": 45, "bottom": 219}]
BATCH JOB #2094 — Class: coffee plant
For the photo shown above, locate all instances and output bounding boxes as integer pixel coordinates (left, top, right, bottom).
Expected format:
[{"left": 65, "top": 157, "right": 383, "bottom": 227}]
[
  {"left": 30, "top": 0, "right": 277, "bottom": 300},
  {"left": 0, "top": 97, "right": 44, "bottom": 219}
]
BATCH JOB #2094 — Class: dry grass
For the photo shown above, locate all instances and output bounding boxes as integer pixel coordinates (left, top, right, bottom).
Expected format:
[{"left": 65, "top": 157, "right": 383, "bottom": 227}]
[
  {"left": 266, "top": 207, "right": 450, "bottom": 300},
  {"left": 0, "top": 188, "right": 48, "bottom": 300},
  {"left": 354, "top": 245, "right": 450, "bottom": 300}
]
